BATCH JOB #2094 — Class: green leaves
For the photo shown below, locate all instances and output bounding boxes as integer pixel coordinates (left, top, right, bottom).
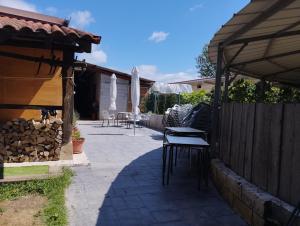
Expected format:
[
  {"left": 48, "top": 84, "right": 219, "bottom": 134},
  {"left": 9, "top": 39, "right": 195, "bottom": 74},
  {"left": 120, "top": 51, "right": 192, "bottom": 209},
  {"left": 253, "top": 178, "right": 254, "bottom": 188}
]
[
  {"left": 228, "top": 79, "right": 300, "bottom": 103},
  {"left": 180, "top": 90, "right": 211, "bottom": 105},
  {"left": 196, "top": 44, "right": 216, "bottom": 78}
]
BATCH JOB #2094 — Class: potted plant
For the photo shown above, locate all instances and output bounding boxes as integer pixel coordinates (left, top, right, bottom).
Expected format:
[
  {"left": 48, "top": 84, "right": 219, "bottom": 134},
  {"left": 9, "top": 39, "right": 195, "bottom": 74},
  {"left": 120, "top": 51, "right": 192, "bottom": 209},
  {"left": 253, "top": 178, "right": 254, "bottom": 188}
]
[{"left": 72, "top": 129, "right": 85, "bottom": 154}]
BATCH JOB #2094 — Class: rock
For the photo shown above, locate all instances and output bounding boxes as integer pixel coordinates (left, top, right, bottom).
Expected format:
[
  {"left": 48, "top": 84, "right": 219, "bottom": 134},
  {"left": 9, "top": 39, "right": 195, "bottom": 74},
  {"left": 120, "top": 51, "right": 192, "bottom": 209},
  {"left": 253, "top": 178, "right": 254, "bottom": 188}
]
[{"left": 44, "top": 151, "right": 50, "bottom": 157}]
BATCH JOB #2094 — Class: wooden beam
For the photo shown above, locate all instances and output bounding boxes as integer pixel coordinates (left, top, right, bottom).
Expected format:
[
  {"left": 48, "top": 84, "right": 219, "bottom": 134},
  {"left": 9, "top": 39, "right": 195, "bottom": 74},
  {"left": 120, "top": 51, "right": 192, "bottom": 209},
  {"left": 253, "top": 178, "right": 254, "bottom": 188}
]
[
  {"left": 0, "top": 104, "right": 62, "bottom": 110},
  {"left": 225, "top": 43, "right": 248, "bottom": 68},
  {"left": 0, "top": 39, "right": 81, "bottom": 52},
  {"left": 62, "top": 51, "right": 74, "bottom": 144},
  {"left": 228, "top": 29, "right": 300, "bottom": 46},
  {"left": 0, "top": 50, "right": 63, "bottom": 66},
  {"left": 230, "top": 49, "right": 300, "bottom": 67},
  {"left": 212, "top": 46, "right": 224, "bottom": 155},
  {"left": 221, "top": 0, "right": 297, "bottom": 47},
  {"left": 262, "top": 66, "right": 300, "bottom": 79},
  {"left": 223, "top": 70, "right": 230, "bottom": 103}
]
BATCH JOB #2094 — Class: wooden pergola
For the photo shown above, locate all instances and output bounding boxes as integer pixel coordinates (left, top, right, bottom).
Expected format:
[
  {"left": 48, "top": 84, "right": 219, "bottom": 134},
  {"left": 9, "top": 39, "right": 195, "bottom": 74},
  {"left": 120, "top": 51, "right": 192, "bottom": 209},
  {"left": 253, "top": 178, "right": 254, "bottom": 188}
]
[{"left": 208, "top": 0, "right": 300, "bottom": 150}]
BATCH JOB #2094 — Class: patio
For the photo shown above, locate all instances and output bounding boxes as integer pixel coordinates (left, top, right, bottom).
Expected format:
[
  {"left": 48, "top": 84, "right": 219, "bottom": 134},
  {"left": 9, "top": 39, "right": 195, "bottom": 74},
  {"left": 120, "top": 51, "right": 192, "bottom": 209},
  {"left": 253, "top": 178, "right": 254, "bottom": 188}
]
[{"left": 66, "top": 121, "right": 246, "bottom": 226}]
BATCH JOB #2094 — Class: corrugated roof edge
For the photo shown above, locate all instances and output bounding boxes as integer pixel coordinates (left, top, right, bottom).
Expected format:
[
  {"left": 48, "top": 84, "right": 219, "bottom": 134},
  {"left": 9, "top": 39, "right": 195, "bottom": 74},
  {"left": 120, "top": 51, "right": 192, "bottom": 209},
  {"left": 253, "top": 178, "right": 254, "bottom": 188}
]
[{"left": 86, "top": 63, "right": 155, "bottom": 83}]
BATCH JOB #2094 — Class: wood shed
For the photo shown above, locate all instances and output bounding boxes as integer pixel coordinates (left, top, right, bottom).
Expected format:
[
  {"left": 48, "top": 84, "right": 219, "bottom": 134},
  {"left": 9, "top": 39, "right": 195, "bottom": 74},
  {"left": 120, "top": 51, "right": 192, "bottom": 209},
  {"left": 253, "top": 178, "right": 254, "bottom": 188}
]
[{"left": 0, "top": 6, "right": 100, "bottom": 162}]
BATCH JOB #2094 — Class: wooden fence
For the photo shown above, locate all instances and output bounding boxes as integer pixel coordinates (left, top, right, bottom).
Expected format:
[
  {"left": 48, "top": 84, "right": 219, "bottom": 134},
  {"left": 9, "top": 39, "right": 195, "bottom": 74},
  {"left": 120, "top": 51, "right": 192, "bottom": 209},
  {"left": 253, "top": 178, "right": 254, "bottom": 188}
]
[{"left": 219, "top": 103, "right": 300, "bottom": 206}]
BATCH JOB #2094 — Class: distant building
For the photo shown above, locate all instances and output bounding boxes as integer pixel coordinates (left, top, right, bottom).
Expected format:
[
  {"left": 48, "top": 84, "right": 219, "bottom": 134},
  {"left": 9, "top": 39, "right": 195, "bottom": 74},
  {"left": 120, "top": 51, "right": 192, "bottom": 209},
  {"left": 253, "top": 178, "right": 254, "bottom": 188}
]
[
  {"left": 74, "top": 64, "right": 154, "bottom": 119},
  {"left": 170, "top": 77, "right": 223, "bottom": 92}
]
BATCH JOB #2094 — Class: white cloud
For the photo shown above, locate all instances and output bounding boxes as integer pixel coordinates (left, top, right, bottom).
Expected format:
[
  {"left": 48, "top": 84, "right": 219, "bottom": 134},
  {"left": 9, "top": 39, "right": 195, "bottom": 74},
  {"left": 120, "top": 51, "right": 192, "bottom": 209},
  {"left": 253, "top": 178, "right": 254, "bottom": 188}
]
[
  {"left": 137, "top": 64, "right": 197, "bottom": 83},
  {"left": 148, "top": 31, "right": 169, "bottom": 43},
  {"left": 70, "top": 10, "right": 95, "bottom": 29},
  {"left": 45, "top": 6, "right": 57, "bottom": 15},
  {"left": 137, "top": 65, "right": 158, "bottom": 76},
  {"left": 0, "top": 0, "right": 37, "bottom": 12},
  {"left": 189, "top": 3, "right": 204, "bottom": 12},
  {"left": 77, "top": 45, "right": 107, "bottom": 65}
]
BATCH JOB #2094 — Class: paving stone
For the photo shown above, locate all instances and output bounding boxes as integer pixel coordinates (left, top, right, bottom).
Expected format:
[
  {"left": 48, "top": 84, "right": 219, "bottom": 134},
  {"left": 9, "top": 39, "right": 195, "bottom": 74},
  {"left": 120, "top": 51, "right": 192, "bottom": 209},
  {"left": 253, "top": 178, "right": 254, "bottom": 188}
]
[
  {"left": 152, "top": 209, "right": 182, "bottom": 222},
  {"left": 66, "top": 123, "right": 246, "bottom": 226}
]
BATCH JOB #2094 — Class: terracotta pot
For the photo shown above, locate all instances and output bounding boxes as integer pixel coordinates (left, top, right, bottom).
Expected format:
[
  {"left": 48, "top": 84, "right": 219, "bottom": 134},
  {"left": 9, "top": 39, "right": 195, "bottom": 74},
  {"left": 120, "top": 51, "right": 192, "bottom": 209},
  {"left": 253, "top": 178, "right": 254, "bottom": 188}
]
[{"left": 72, "top": 138, "right": 85, "bottom": 154}]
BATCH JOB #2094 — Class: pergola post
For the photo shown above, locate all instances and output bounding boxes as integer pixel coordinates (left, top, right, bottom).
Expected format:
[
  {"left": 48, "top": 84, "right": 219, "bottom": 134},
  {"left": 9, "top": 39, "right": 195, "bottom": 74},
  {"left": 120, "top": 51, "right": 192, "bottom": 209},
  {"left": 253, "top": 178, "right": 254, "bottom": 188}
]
[
  {"left": 223, "top": 70, "right": 230, "bottom": 103},
  {"left": 62, "top": 50, "right": 74, "bottom": 144},
  {"left": 212, "top": 46, "right": 224, "bottom": 155}
]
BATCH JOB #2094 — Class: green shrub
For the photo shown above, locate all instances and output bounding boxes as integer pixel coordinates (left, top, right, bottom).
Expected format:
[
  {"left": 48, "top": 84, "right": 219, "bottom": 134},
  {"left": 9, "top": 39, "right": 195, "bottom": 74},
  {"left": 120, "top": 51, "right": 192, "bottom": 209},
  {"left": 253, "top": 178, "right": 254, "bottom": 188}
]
[
  {"left": 180, "top": 90, "right": 210, "bottom": 105},
  {"left": 227, "top": 78, "right": 300, "bottom": 103}
]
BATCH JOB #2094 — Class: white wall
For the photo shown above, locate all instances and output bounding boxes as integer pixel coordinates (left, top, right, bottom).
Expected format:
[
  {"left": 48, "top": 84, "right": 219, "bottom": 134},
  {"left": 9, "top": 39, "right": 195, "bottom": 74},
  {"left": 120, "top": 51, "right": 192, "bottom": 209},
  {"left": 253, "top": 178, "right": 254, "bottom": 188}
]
[{"left": 99, "top": 74, "right": 129, "bottom": 119}]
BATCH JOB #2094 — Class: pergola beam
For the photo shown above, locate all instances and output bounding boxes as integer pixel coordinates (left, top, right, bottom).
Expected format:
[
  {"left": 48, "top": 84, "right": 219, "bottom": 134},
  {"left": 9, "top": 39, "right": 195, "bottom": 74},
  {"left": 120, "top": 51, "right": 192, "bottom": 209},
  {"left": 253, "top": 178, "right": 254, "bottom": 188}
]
[
  {"left": 225, "top": 42, "right": 248, "bottom": 68},
  {"left": 262, "top": 66, "right": 300, "bottom": 79},
  {"left": 221, "top": 0, "right": 297, "bottom": 47},
  {"left": 228, "top": 29, "right": 300, "bottom": 46},
  {"left": 230, "top": 49, "right": 300, "bottom": 67},
  {"left": 263, "top": 19, "right": 300, "bottom": 57}
]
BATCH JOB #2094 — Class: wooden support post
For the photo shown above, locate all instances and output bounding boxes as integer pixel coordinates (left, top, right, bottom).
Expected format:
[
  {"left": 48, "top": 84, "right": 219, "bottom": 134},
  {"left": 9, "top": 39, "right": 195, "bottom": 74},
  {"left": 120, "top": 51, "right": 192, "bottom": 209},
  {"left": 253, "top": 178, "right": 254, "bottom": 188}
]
[
  {"left": 223, "top": 70, "right": 230, "bottom": 103},
  {"left": 212, "top": 46, "right": 223, "bottom": 155},
  {"left": 62, "top": 51, "right": 74, "bottom": 144}
]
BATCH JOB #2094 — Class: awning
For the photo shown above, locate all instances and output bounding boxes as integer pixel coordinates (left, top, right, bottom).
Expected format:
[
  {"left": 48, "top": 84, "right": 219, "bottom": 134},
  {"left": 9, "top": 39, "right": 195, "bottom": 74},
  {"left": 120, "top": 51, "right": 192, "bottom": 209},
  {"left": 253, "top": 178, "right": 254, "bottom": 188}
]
[
  {"left": 208, "top": 0, "right": 300, "bottom": 85},
  {"left": 150, "top": 82, "right": 193, "bottom": 94}
]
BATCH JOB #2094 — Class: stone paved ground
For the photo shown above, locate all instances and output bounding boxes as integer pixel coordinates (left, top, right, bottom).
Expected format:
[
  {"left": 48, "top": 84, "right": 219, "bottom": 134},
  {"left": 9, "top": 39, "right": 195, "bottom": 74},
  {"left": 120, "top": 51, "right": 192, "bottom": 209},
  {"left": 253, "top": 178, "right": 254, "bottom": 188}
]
[{"left": 66, "top": 121, "right": 247, "bottom": 226}]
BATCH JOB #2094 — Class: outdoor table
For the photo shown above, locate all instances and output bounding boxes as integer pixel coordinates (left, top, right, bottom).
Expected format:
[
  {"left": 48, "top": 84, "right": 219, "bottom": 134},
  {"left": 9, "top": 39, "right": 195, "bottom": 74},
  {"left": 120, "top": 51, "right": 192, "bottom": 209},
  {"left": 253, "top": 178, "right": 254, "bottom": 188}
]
[
  {"left": 164, "top": 127, "right": 207, "bottom": 140},
  {"left": 116, "top": 112, "right": 129, "bottom": 126},
  {"left": 126, "top": 119, "right": 141, "bottom": 129},
  {"left": 162, "top": 135, "right": 210, "bottom": 188}
]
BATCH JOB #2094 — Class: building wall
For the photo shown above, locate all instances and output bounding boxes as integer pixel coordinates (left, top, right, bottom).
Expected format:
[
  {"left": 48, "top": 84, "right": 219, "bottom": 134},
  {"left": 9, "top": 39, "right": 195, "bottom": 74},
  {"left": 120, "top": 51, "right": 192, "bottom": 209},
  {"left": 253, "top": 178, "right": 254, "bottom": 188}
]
[
  {"left": 99, "top": 73, "right": 129, "bottom": 119},
  {"left": 0, "top": 45, "right": 63, "bottom": 122}
]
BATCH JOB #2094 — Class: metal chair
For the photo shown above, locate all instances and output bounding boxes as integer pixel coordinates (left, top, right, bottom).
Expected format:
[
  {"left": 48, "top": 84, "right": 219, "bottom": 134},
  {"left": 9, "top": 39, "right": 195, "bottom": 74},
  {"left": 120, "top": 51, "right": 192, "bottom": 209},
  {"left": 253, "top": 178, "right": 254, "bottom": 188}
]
[{"left": 101, "top": 110, "right": 115, "bottom": 126}]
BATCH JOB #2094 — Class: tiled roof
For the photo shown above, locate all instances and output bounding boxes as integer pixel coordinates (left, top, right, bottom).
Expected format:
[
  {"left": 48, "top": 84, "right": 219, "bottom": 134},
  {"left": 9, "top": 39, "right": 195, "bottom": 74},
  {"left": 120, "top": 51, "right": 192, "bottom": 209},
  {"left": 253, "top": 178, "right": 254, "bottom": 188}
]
[{"left": 0, "top": 6, "right": 100, "bottom": 45}]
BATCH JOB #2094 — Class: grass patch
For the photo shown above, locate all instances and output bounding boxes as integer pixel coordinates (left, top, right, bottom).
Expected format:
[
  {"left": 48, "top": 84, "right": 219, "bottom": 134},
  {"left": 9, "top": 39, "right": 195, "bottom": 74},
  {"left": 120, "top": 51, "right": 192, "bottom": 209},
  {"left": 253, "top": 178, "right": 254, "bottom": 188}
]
[
  {"left": 0, "top": 207, "right": 5, "bottom": 214},
  {"left": 3, "top": 165, "right": 49, "bottom": 177},
  {"left": 0, "top": 168, "right": 73, "bottom": 226}
]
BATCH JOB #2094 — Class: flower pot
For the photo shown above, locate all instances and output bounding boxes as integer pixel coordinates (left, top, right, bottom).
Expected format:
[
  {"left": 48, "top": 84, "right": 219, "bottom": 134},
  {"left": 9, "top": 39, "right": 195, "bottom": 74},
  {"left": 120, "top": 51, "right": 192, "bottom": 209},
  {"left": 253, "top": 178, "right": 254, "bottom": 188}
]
[{"left": 72, "top": 138, "right": 85, "bottom": 154}]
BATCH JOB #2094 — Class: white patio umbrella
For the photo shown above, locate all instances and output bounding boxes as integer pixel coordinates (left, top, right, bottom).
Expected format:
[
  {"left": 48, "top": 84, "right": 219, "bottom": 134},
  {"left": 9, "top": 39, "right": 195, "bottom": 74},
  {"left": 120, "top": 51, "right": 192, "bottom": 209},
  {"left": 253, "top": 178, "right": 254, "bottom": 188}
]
[
  {"left": 109, "top": 73, "right": 117, "bottom": 112},
  {"left": 131, "top": 67, "right": 140, "bottom": 135}
]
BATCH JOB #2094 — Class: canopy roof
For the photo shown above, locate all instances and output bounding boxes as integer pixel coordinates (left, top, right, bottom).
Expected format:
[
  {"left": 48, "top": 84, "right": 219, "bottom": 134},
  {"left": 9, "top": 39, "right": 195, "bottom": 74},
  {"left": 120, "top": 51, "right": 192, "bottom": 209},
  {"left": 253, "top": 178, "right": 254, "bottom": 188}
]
[
  {"left": 208, "top": 0, "right": 300, "bottom": 86},
  {"left": 151, "top": 82, "right": 193, "bottom": 94}
]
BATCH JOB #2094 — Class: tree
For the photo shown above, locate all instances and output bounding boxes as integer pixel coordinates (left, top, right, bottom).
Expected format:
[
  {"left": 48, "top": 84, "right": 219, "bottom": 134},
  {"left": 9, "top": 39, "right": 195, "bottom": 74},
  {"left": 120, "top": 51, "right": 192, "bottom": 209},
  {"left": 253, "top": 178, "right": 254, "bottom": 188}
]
[{"left": 196, "top": 44, "right": 216, "bottom": 77}]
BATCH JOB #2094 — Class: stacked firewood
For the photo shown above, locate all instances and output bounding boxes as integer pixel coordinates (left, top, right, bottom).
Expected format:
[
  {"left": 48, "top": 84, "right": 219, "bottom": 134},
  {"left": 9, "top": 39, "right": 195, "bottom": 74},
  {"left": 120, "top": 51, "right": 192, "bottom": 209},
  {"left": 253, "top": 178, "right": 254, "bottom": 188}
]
[{"left": 0, "top": 118, "right": 63, "bottom": 163}]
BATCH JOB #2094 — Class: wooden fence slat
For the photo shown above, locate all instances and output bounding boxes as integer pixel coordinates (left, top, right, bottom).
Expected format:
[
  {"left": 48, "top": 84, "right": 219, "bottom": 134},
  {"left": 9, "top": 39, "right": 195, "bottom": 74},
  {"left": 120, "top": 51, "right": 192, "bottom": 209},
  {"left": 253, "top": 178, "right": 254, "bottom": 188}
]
[
  {"left": 252, "top": 103, "right": 268, "bottom": 190},
  {"left": 219, "top": 103, "right": 227, "bottom": 161},
  {"left": 226, "top": 103, "right": 234, "bottom": 166},
  {"left": 236, "top": 104, "right": 247, "bottom": 176},
  {"left": 230, "top": 103, "right": 243, "bottom": 173},
  {"left": 266, "top": 104, "right": 283, "bottom": 196},
  {"left": 290, "top": 104, "right": 300, "bottom": 206},
  {"left": 279, "top": 104, "right": 295, "bottom": 204},
  {"left": 243, "top": 104, "right": 255, "bottom": 181},
  {"left": 221, "top": 103, "right": 233, "bottom": 166}
]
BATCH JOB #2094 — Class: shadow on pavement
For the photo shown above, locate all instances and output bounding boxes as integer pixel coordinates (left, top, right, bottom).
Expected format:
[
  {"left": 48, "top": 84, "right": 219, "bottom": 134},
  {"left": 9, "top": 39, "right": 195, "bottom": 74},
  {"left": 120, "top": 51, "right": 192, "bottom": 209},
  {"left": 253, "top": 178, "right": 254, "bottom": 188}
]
[{"left": 94, "top": 147, "right": 245, "bottom": 226}]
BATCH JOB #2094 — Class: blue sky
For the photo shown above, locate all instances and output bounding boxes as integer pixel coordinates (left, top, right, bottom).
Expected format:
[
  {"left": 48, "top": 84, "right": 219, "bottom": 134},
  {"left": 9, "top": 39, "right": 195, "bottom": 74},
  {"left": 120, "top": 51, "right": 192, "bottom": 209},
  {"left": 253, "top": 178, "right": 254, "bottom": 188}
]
[{"left": 0, "top": 0, "right": 249, "bottom": 82}]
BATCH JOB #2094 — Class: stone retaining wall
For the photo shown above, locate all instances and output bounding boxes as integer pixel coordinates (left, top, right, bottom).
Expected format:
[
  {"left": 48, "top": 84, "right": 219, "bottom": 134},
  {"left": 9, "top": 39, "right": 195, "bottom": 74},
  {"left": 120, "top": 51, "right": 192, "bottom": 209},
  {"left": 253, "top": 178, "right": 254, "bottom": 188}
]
[{"left": 211, "top": 159, "right": 299, "bottom": 226}]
